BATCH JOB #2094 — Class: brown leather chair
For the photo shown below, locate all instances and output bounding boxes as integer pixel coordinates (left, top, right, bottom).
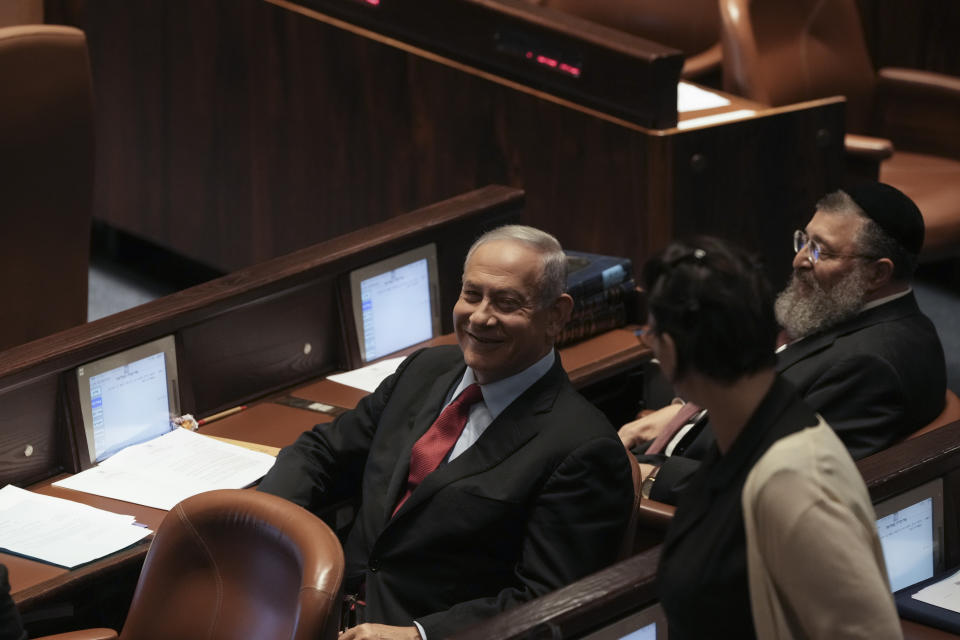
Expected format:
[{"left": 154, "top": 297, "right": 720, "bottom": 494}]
[
  {"left": 718, "top": 0, "right": 960, "bottom": 259},
  {"left": 0, "top": 0, "right": 42, "bottom": 26},
  {"left": 907, "top": 389, "right": 960, "bottom": 441},
  {"left": 529, "top": 0, "right": 722, "bottom": 80},
  {"left": 35, "top": 489, "right": 345, "bottom": 640},
  {"left": 0, "top": 25, "right": 94, "bottom": 351},
  {"left": 619, "top": 444, "right": 643, "bottom": 559},
  {"left": 620, "top": 444, "right": 676, "bottom": 556}
]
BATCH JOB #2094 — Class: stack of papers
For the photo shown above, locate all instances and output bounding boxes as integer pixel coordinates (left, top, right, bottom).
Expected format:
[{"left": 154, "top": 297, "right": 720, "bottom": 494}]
[
  {"left": 327, "top": 356, "right": 405, "bottom": 393},
  {"left": 54, "top": 428, "right": 276, "bottom": 511},
  {"left": 913, "top": 569, "right": 960, "bottom": 613},
  {"left": 0, "top": 485, "right": 152, "bottom": 568}
]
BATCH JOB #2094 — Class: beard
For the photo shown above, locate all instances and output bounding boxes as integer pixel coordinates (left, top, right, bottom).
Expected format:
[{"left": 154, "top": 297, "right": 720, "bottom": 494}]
[{"left": 774, "top": 265, "right": 871, "bottom": 341}]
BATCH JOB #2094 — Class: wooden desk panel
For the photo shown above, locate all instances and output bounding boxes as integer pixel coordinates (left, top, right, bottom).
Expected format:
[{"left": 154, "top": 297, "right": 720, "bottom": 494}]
[
  {"left": 46, "top": 0, "right": 843, "bottom": 289},
  {"left": 0, "top": 185, "right": 525, "bottom": 620},
  {"left": 198, "top": 403, "right": 329, "bottom": 449}
]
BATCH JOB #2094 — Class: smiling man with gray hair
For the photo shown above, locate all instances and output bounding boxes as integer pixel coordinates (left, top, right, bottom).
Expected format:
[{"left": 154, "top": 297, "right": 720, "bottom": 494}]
[{"left": 260, "top": 224, "right": 634, "bottom": 639}]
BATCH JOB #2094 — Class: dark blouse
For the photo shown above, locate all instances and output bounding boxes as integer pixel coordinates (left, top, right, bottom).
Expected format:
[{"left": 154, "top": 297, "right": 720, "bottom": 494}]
[
  {"left": 656, "top": 377, "right": 818, "bottom": 639},
  {"left": 0, "top": 565, "right": 26, "bottom": 640}
]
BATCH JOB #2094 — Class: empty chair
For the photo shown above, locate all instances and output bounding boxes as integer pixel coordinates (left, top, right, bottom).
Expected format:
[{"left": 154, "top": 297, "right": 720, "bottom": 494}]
[
  {"left": 718, "top": 0, "right": 960, "bottom": 259},
  {"left": 530, "top": 0, "right": 722, "bottom": 80},
  {"left": 0, "top": 25, "right": 94, "bottom": 351},
  {"left": 35, "top": 489, "right": 345, "bottom": 640}
]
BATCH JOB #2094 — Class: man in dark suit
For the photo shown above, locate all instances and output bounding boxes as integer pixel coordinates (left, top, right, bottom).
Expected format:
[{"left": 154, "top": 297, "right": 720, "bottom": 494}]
[
  {"left": 624, "top": 182, "right": 947, "bottom": 504},
  {"left": 258, "top": 225, "right": 634, "bottom": 640}
]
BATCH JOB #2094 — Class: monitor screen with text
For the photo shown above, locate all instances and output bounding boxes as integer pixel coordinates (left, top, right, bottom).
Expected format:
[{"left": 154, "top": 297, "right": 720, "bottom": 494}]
[
  {"left": 875, "top": 478, "right": 944, "bottom": 593},
  {"left": 348, "top": 244, "right": 441, "bottom": 364},
  {"left": 76, "top": 336, "right": 180, "bottom": 463}
]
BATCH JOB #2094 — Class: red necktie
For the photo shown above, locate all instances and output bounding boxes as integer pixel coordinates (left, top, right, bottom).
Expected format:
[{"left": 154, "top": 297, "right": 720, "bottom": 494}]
[
  {"left": 646, "top": 402, "right": 702, "bottom": 455},
  {"left": 393, "top": 383, "right": 483, "bottom": 516}
]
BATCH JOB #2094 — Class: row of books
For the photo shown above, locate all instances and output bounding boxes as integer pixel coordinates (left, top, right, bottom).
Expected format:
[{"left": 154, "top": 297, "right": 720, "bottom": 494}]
[{"left": 558, "top": 251, "right": 638, "bottom": 347}]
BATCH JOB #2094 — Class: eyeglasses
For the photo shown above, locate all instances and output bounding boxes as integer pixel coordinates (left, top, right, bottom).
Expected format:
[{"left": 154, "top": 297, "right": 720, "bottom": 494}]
[{"left": 793, "top": 230, "right": 877, "bottom": 264}]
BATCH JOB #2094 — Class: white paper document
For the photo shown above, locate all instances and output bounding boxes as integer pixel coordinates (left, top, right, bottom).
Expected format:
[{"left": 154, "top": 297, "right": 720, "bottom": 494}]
[
  {"left": 326, "top": 356, "right": 406, "bottom": 393},
  {"left": 0, "top": 485, "right": 152, "bottom": 568},
  {"left": 912, "top": 568, "right": 960, "bottom": 613},
  {"left": 677, "top": 109, "right": 757, "bottom": 130},
  {"left": 54, "top": 428, "right": 276, "bottom": 510},
  {"left": 677, "top": 81, "right": 731, "bottom": 113}
]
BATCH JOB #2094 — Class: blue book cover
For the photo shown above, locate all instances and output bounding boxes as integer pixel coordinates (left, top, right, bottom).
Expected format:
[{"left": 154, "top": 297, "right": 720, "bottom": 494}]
[{"left": 565, "top": 250, "right": 632, "bottom": 302}]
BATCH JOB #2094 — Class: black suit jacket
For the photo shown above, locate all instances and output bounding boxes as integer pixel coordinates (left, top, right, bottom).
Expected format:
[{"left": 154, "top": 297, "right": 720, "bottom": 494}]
[
  {"left": 258, "top": 346, "right": 634, "bottom": 638},
  {"left": 643, "top": 292, "right": 946, "bottom": 504}
]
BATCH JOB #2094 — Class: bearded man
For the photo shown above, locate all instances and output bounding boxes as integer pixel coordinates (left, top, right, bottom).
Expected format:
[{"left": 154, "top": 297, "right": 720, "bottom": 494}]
[{"left": 622, "top": 182, "right": 947, "bottom": 504}]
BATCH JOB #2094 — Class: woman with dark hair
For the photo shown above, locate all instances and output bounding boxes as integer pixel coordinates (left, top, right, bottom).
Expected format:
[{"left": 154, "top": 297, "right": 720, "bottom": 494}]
[{"left": 645, "top": 237, "right": 900, "bottom": 639}]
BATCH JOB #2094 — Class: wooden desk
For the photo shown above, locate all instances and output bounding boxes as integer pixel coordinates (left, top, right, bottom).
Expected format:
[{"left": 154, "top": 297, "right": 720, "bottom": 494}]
[
  {"left": 4, "top": 324, "right": 648, "bottom": 620},
  {"left": 47, "top": 0, "right": 844, "bottom": 288}
]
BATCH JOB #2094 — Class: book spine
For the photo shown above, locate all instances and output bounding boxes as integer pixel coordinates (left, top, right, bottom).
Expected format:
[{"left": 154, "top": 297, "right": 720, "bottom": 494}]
[
  {"left": 566, "top": 262, "right": 632, "bottom": 301},
  {"left": 572, "top": 280, "right": 636, "bottom": 313},
  {"left": 558, "top": 303, "right": 627, "bottom": 346}
]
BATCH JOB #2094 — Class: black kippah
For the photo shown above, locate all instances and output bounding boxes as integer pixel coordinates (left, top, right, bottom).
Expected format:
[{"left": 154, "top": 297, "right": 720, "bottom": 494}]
[{"left": 845, "top": 181, "right": 924, "bottom": 255}]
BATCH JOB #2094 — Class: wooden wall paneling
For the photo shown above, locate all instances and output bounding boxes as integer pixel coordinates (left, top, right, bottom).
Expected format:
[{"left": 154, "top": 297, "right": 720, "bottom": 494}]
[
  {"left": 0, "top": 185, "right": 523, "bottom": 471},
  {"left": 45, "top": 0, "right": 842, "bottom": 292},
  {"left": 668, "top": 99, "right": 846, "bottom": 288},
  {"left": 179, "top": 277, "right": 340, "bottom": 414},
  {"left": 857, "top": 0, "right": 960, "bottom": 77},
  {"left": 0, "top": 375, "right": 62, "bottom": 486},
  {"left": 36, "top": 0, "right": 671, "bottom": 273}
]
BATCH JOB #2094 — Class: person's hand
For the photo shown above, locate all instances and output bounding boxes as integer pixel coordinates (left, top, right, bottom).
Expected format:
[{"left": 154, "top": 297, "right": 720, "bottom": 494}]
[
  {"left": 618, "top": 403, "right": 684, "bottom": 449},
  {"left": 340, "top": 623, "right": 422, "bottom": 640}
]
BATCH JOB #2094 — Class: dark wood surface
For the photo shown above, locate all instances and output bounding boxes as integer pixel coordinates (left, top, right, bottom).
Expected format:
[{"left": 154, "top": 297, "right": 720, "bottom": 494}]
[
  {"left": 451, "top": 545, "right": 663, "bottom": 640},
  {"left": 0, "top": 185, "right": 522, "bottom": 489},
  {"left": 858, "top": 0, "right": 960, "bottom": 77},
  {"left": 44, "top": 0, "right": 843, "bottom": 289}
]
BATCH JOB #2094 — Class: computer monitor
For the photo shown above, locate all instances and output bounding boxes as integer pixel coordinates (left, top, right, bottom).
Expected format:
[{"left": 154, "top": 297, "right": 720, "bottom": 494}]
[
  {"left": 75, "top": 335, "right": 181, "bottom": 465},
  {"left": 347, "top": 244, "right": 442, "bottom": 365},
  {"left": 579, "top": 603, "right": 667, "bottom": 640},
  {"left": 874, "top": 477, "right": 945, "bottom": 593}
]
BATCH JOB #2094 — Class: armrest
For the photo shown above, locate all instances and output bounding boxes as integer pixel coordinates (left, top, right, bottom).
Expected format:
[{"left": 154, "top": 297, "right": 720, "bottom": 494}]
[
  {"left": 844, "top": 133, "right": 894, "bottom": 160},
  {"left": 875, "top": 67, "right": 960, "bottom": 159},
  {"left": 34, "top": 630, "right": 118, "bottom": 640},
  {"left": 680, "top": 42, "right": 722, "bottom": 80},
  {"left": 637, "top": 498, "right": 675, "bottom": 531}
]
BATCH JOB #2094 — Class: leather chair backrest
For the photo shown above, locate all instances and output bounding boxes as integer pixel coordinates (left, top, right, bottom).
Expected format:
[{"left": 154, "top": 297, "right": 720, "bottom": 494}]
[
  {"left": 535, "top": 0, "right": 720, "bottom": 55},
  {"left": 908, "top": 390, "right": 960, "bottom": 441},
  {"left": 119, "top": 489, "right": 345, "bottom": 640},
  {"left": 719, "top": 0, "right": 876, "bottom": 132},
  {"left": 0, "top": 0, "right": 42, "bottom": 27},
  {"left": 0, "top": 25, "right": 93, "bottom": 351}
]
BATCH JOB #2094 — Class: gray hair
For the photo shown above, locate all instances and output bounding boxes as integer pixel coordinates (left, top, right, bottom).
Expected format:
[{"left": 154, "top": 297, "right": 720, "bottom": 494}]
[
  {"left": 464, "top": 225, "right": 567, "bottom": 308},
  {"left": 816, "top": 190, "right": 917, "bottom": 278}
]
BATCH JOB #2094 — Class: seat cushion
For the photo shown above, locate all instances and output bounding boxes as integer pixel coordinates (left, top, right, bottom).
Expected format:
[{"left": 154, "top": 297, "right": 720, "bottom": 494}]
[{"left": 881, "top": 151, "right": 960, "bottom": 259}]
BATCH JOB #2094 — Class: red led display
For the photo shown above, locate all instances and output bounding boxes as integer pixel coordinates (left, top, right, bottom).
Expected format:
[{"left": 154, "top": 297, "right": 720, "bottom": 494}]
[{"left": 524, "top": 50, "right": 581, "bottom": 77}]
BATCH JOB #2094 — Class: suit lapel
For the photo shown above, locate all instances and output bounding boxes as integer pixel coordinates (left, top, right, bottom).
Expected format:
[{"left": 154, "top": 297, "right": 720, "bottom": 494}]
[
  {"left": 388, "top": 362, "right": 563, "bottom": 522},
  {"left": 381, "top": 363, "right": 464, "bottom": 523}
]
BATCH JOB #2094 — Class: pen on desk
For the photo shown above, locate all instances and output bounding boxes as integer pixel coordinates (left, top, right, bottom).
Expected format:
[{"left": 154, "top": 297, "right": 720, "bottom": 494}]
[{"left": 197, "top": 405, "right": 248, "bottom": 426}]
